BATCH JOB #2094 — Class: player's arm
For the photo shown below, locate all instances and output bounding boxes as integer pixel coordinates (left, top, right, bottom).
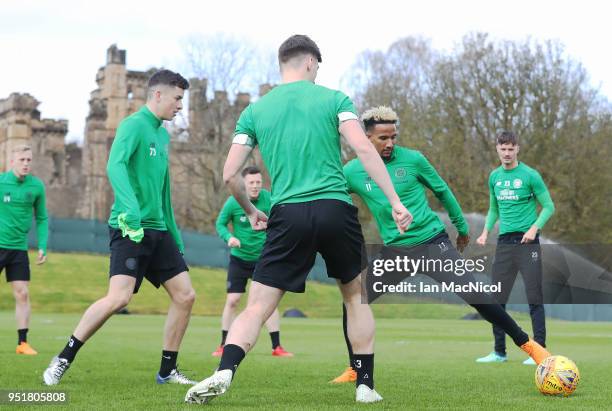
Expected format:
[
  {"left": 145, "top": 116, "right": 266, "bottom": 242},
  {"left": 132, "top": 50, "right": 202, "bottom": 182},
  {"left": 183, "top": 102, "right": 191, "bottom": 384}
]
[
  {"left": 340, "top": 119, "right": 412, "bottom": 233},
  {"left": 216, "top": 198, "right": 240, "bottom": 247},
  {"left": 478, "top": 174, "right": 499, "bottom": 246},
  {"left": 522, "top": 172, "right": 555, "bottom": 243},
  {"left": 106, "top": 122, "right": 141, "bottom": 230},
  {"left": 161, "top": 169, "right": 185, "bottom": 253},
  {"left": 34, "top": 182, "right": 48, "bottom": 264},
  {"left": 225, "top": 106, "right": 267, "bottom": 231},
  {"left": 416, "top": 153, "right": 469, "bottom": 238}
]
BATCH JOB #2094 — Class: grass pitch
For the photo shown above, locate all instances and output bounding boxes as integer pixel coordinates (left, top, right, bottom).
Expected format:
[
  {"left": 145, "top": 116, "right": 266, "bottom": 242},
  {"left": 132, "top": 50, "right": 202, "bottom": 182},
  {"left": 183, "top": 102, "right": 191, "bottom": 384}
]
[{"left": 0, "top": 252, "right": 610, "bottom": 409}]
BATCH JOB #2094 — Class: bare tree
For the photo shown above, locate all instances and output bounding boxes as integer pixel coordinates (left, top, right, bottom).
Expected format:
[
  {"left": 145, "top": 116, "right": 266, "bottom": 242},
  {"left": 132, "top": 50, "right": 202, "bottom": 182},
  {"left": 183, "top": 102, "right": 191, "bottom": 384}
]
[
  {"left": 343, "top": 33, "right": 612, "bottom": 243},
  {"left": 183, "top": 32, "right": 279, "bottom": 99}
]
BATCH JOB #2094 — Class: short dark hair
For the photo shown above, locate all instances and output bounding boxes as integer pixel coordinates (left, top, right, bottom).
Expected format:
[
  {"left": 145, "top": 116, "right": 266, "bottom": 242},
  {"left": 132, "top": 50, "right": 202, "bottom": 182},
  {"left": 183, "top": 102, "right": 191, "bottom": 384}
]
[
  {"left": 241, "top": 166, "right": 261, "bottom": 177},
  {"left": 496, "top": 130, "right": 518, "bottom": 145},
  {"left": 278, "top": 35, "right": 322, "bottom": 64},
  {"left": 147, "top": 69, "right": 189, "bottom": 91}
]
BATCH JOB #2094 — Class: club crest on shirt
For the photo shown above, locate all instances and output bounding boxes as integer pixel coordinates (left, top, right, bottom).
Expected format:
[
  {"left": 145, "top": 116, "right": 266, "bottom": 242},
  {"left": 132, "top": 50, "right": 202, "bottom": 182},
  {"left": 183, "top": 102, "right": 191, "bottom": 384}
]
[
  {"left": 26, "top": 192, "right": 33, "bottom": 201},
  {"left": 239, "top": 216, "right": 247, "bottom": 223},
  {"left": 512, "top": 179, "right": 523, "bottom": 189},
  {"left": 394, "top": 167, "right": 407, "bottom": 179},
  {"left": 3, "top": 192, "right": 10, "bottom": 203},
  {"left": 149, "top": 142, "right": 157, "bottom": 157}
]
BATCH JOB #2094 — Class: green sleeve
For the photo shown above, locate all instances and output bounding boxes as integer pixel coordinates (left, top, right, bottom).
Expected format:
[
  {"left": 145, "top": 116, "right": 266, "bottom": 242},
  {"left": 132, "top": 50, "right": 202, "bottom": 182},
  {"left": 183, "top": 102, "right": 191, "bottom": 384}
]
[
  {"left": 335, "top": 91, "right": 358, "bottom": 117},
  {"left": 162, "top": 169, "right": 184, "bottom": 253},
  {"left": 106, "top": 121, "right": 141, "bottom": 229},
  {"left": 34, "top": 182, "right": 48, "bottom": 254},
  {"left": 485, "top": 174, "right": 499, "bottom": 231},
  {"left": 234, "top": 106, "right": 257, "bottom": 147},
  {"left": 343, "top": 164, "right": 354, "bottom": 194},
  {"left": 532, "top": 172, "right": 555, "bottom": 229},
  {"left": 417, "top": 153, "right": 469, "bottom": 236},
  {"left": 215, "top": 198, "right": 234, "bottom": 242}
]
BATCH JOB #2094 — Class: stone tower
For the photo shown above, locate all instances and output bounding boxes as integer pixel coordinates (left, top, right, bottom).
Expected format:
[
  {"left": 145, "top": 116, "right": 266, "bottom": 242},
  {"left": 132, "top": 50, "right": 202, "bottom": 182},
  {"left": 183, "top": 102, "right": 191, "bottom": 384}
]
[{"left": 76, "top": 44, "right": 153, "bottom": 220}]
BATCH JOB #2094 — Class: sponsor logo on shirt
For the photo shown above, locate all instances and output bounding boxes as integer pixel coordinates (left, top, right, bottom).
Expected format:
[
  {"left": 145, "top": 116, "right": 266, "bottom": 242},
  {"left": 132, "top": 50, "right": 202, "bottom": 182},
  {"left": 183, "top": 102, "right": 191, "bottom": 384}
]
[
  {"left": 3, "top": 192, "right": 10, "bottom": 203},
  {"left": 497, "top": 188, "right": 519, "bottom": 201}
]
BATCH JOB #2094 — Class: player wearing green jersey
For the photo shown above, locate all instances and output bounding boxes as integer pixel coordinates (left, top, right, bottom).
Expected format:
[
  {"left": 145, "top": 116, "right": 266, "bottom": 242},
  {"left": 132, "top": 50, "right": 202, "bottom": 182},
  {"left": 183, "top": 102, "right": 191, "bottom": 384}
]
[
  {"left": 332, "top": 107, "right": 552, "bottom": 383},
  {"left": 475, "top": 131, "right": 555, "bottom": 365},
  {"left": 186, "top": 35, "right": 412, "bottom": 404},
  {"left": 1, "top": 145, "right": 48, "bottom": 356},
  {"left": 44, "top": 70, "right": 196, "bottom": 386},
  {"left": 212, "top": 166, "right": 293, "bottom": 358}
]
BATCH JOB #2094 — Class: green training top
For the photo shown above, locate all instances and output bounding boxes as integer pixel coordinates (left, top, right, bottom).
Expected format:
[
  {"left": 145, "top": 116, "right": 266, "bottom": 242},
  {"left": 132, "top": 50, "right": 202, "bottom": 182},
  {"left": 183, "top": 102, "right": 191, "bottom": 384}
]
[
  {"left": 0, "top": 171, "right": 48, "bottom": 254},
  {"left": 485, "top": 162, "right": 555, "bottom": 235},
  {"left": 216, "top": 189, "right": 271, "bottom": 262},
  {"left": 107, "top": 105, "right": 184, "bottom": 252},
  {"left": 234, "top": 80, "right": 357, "bottom": 206},
  {"left": 344, "top": 146, "right": 469, "bottom": 246}
]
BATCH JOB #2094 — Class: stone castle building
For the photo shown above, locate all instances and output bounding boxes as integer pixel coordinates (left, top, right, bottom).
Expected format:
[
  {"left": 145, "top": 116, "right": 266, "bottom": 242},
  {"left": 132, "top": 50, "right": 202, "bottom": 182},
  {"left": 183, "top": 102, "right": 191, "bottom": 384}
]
[
  {"left": 0, "top": 44, "right": 266, "bottom": 232},
  {"left": 0, "top": 93, "right": 82, "bottom": 217}
]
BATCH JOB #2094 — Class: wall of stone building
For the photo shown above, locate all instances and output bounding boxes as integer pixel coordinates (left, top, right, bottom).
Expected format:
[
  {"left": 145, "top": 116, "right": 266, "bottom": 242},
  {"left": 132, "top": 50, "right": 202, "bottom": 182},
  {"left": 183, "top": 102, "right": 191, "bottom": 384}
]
[
  {"left": 2, "top": 44, "right": 271, "bottom": 234},
  {"left": 0, "top": 92, "right": 80, "bottom": 217},
  {"left": 170, "top": 79, "right": 271, "bottom": 233},
  {"left": 76, "top": 44, "right": 152, "bottom": 221}
]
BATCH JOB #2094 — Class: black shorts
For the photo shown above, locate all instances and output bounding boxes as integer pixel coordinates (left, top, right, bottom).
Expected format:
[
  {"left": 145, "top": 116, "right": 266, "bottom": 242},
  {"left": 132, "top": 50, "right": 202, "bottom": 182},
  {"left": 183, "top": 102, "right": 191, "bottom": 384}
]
[
  {"left": 109, "top": 227, "right": 188, "bottom": 294},
  {"left": 0, "top": 248, "right": 30, "bottom": 282},
  {"left": 227, "top": 255, "right": 256, "bottom": 293},
  {"left": 253, "top": 199, "right": 366, "bottom": 293},
  {"left": 491, "top": 232, "right": 543, "bottom": 304}
]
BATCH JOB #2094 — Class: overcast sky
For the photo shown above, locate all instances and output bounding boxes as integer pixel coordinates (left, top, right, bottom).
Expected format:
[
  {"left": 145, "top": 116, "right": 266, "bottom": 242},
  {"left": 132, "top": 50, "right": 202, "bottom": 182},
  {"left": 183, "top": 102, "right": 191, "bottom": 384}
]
[{"left": 1, "top": 0, "right": 611, "bottom": 142}]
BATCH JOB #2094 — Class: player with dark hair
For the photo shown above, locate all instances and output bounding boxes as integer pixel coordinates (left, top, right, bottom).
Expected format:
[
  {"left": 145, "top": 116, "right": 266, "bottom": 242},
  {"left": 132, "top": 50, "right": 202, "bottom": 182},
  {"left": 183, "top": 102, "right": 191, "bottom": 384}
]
[
  {"left": 185, "top": 35, "right": 412, "bottom": 404},
  {"left": 475, "top": 130, "right": 554, "bottom": 365},
  {"left": 44, "top": 69, "right": 196, "bottom": 386}
]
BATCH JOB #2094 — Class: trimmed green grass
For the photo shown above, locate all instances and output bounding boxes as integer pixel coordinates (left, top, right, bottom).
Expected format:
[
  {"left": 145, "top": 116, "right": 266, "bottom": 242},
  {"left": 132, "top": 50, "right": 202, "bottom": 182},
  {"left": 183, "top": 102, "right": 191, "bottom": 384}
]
[
  {"left": 0, "top": 251, "right": 475, "bottom": 319},
  {"left": 0, "top": 313, "right": 610, "bottom": 410},
  {"left": 1, "top": 251, "right": 610, "bottom": 409}
]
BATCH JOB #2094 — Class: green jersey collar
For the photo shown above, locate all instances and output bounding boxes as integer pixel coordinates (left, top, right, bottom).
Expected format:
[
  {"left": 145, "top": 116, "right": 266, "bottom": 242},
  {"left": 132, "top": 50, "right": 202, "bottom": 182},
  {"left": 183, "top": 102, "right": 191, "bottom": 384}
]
[
  {"left": 140, "top": 105, "right": 163, "bottom": 128},
  {"left": 501, "top": 161, "right": 522, "bottom": 173},
  {"left": 5, "top": 170, "right": 28, "bottom": 184}
]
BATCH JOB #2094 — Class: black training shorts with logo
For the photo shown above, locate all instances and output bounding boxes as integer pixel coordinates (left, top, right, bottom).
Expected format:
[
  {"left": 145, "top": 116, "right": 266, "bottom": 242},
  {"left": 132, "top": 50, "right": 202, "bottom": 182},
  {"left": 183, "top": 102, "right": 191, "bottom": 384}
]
[
  {"left": 108, "top": 227, "right": 188, "bottom": 293},
  {"left": 253, "top": 199, "right": 366, "bottom": 293},
  {"left": 0, "top": 248, "right": 30, "bottom": 282}
]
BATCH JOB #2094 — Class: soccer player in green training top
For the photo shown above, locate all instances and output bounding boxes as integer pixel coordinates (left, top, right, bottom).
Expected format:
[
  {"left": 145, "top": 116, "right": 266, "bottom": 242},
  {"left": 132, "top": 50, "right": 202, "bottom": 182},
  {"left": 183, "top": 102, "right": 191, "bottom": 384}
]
[
  {"left": 186, "top": 35, "right": 412, "bottom": 404},
  {"left": 475, "top": 130, "right": 554, "bottom": 365},
  {"left": 0, "top": 145, "right": 48, "bottom": 356},
  {"left": 44, "top": 70, "right": 197, "bottom": 386},
  {"left": 332, "top": 106, "right": 552, "bottom": 383},
  {"left": 213, "top": 165, "right": 293, "bottom": 358}
]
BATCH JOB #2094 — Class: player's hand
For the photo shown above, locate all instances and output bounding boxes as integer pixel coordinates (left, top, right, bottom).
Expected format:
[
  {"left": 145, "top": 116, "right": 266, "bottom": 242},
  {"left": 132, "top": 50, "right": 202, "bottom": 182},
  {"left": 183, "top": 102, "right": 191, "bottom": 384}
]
[
  {"left": 228, "top": 237, "right": 241, "bottom": 248},
  {"left": 456, "top": 234, "right": 470, "bottom": 253},
  {"left": 391, "top": 202, "right": 412, "bottom": 234},
  {"left": 37, "top": 249, "right": 47, "bottom": 265},
  {"left": 521, "top": 226, "right": 538, "bottom": 244},
  {"left": 248, "top": 208, "right": 268, "bottom": 231},
  {"left": 476, "top": 231, "right": 488, "bottom": 246}
]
